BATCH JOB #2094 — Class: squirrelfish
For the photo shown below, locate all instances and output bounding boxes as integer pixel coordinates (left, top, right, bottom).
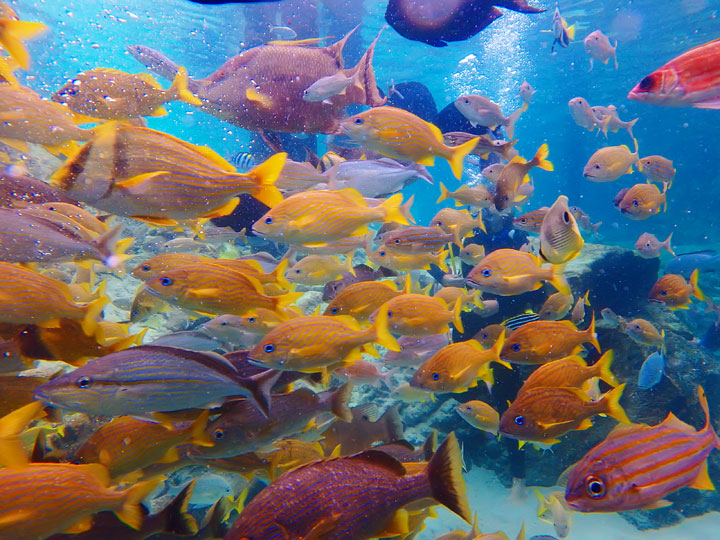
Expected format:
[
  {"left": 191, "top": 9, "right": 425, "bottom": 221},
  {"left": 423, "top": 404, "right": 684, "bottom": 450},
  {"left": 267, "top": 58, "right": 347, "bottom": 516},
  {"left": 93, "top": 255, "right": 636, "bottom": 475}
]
[
  {"left": 539, "top": 195, "right": 584, "bottom": 264},
  {"left": 53, "top": 67, "right": 202, "bottom": 119},
  {"left": 513, "top": 207, "right": 549, "bottom": 233},
  {"left": 638, "top": 155, "right": 676, "bottom": 187},
  {"left": 286, "top": 255, "right": 354, "bottom": 286},
  {"left": 247, "top": 313, "right": 399, "bottom": 373},
  {"left": 649, "top": 269, "right": 705, "bottom": 309},
  {"left": 499, "top": 384, "right": 629, "bottom": 444},
  {"left": 373, "top": 294, "right": 464, "bottom": 336},
  {"left": 617, "top": 182, "right": 668, "bottom": 219},
  {"left": 456, "top": 400, "right": 500, "bottom": 435},
  {"left": 225, "top": 433, "right": 471, "bottom": 540},
  {"left": 519, "top": 350, "right": 617, "bottom": 393},
  {"left": 628, "top": 38, "right": 720, "bottom": 109},
  {"left": 341, "top": 106, "right": 478, "bottom": 179},
  {"left": 635, "top": 232, "right": 674, "bottom": 258},
  {"left": 584, "top": 30, "right": 618, "bottom": 70},
  {"left": 324, "top": 280, "right": 402, "bottom": 320},
  {"left": 539, "top": 292, "right": 574, "bottom": 321},
  {"left": 50, "top": 123, "right": 286, "bottom": 223},
  {"left": 437, "top": 182, "right": 493, "bottom": 209},
  {"left": 500, "top": 315, "right": 600, "bottom": 364},
  {"left": 466, "top": 248, "right": 570, "bottom": 296},
  {"left": 583, "top": 140, "right": 640, "bottom": 182},
  {"left": 454, "top": 94, "right": 523, "bottom": 139},
  {"left": 494, "top": 144, "right": 553, "bottom": 211},
  {"left": 565, "top": 386, "right": 720, "bottom": 512}
]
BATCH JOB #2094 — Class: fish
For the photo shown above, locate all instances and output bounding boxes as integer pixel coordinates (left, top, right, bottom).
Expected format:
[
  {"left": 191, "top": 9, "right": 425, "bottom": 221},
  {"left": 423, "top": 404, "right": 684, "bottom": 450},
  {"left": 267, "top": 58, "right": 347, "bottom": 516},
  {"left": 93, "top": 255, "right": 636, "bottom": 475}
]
[
  {"left": 192, "top": 384, "right": 352, "bottom": 459},
  {"left": 366, "top": 243, "right": 450, "bottom": 273},
  {"left": 519, "top": 80, "right": 536, "bottom": 109},
  {"left": 590, "top": 105, "right": 637, "bottom": 138},
  {"left": 0, "top": 464, "right": 159, "bottom": 539},
  {"left": 473, "top": 324, "right": 507, "bottom": 349},
  {"left": 34, "top": 345, "right": 280, "bottom": 417},
  {"left": 494, "top": 144, "right": 553, "bottom": 211},
  {"left": 623, "top": 318, "right": 665, "bottom": 348},
  {"left": 411, "top": 333, "right": 508, "bottom": 393},
  {"left": 500, "top": 315, "right": 600, "bottom": 364},
  {"left": 649, "top": 269, "right": 705, "bottom": 309},
  {"left": 430, "top": 207, "right": 485, "bottom": 243},
  {"left": 246, "top": 313, "right": 399, "bottom": 373},
  {"left": 226, "top": 432, "right": 471, "bottom": 539},
  {"left": 0, "top": 263, "right": 106, "bottom": 336},
  {"left": 519, "top": 350, "right": 617, "bottom": 393},
  {"left": 52, "top": 67, "right": 202, "bottom": 119},
  {"left": 74, "top": 412, "right": 213, "bottom": 477},
  {"left": 149, "top": 330, "right": 225, "bottom": 351},
  {"left": 0, "top": 401, "right": 45, "bottom": 468},
  {"left": 617, "top": 182, "right": 668, "bottom": 219},
  {"left": 341, "top": 106, "right": 478, "bottom": 179},
  {"left": 513, "top": 207, "right": 549, "bottom": 233},
  {"left": 565, "top": 386, "right": 720, "bottom": 511},
  {"left": 456, "top": 400, "right": 500, "bottom": 435},
  {"left": 568, "top": 206, "right": 602, "bottom": 235},
  {"left": 384, "top": 334, "right": 451, "bottom": 366},
  {"left": 568, "top": 97, "right": 603, "bottom": 132},
  {"left": 665, "top": 250, "right": 720, "bottom": 277},
  {"left": 551, "top": 7, "right": 575, "bottom": 52},
  {"left": 539, "top": 195, "right": 584, "bottom": 264},
  {"left": 201, "top": 312, "right": 289, "bottom": 345},
  {"left": 499, "top": 384, "right": 629, "bottom": 444},
  {"left": 535, "top": 490, "right": 572, "bottom": 539},
  {"left": 252, "top": 189, "right": 410, "bottom": 246},
  {"left": 582, "top": 140, "right": 641, "bottom": 181},
  {"left": 335, "top": 360, "right": 397, "bottom": 390},
  {"left": 502, "top": 312, "right": 541, "bottom": 332},
  {"left": 324, "top": 280, "right": 402, "bottom": 320},
  {"left": 539, "top": 292, "right": 574, "bottom": 321},
  {"left": 303, "top": 72, "right": 358, "bottom": 104},
  {"left": 276, "top": 159, "right": 337, "bottom": 192},
  {"left": 129, "top": 286, "right": 167, "bottom": 323},
  {"left": 443, "top": 132, "right": 518, "bottom": 162},
  {"left": 329, "top": 158, "right": 434, "bottom": 198},
  {"left": 638, "top": 350, "right": 665, "bottom": 389},
  {"left": 229, "top": 151, "right": 255, "bottom": 172},
  {"left": 571, "top": 291, "right": 590, "bottom": 325},
  {"left": 0, "top": 7, "right": 46, "bottom": 69},
  {"left": 638, "top": 155, "right": 676, "bottom": 187},
  {"left": 286, "top": 255, "right": 354, "bottom": 286},
  {"left": 584, "top": 30, "right": 618, "bottom": 70},
  {"left": 372, "top": 294, "right": 464, "bottom": 336},
  {"left": 434, "top": 287, "right": 483, "bottom": 312},
  {"left": 0, "top": 165, "right": 78, "bottom": 208},
  {"left": 459, "top": 243, "right": 486, "bottom": 265},
  {"left": 321, "top": 403, "right": 405, "bottom": 455},
  {"left": 628, "top": 38, "right": 720, "bottom": 108},
  {"left": 454, "top": 95, "right": 523, "bottom": 138},
  {"left": 466, "top": 248, "right": 570, "bottom": 297},
  {"left": 437, "top": 182, "right": 494, "bottom": 209},
  {"left": 381, "top": 225, "right": 458, "bottom": 252},
  {"left": 481, "top": 163, "right": 505, "bottom": 183}
]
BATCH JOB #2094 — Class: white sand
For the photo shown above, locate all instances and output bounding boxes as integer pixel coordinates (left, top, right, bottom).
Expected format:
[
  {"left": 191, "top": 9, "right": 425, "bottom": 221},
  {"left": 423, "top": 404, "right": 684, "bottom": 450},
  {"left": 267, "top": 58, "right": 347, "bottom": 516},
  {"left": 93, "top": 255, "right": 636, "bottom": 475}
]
[{"left": 417, "top": 467, "right": 719, "bottom": 539}]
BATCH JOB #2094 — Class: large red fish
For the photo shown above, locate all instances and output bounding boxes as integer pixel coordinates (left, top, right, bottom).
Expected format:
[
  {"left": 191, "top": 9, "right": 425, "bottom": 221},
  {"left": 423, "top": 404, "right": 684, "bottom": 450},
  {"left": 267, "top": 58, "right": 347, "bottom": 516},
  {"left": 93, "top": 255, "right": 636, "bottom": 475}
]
[
  {"left": 628, "top": 38, "right": 720, "bottom": 109},
  {"left": 565, "top": 386, "right": 720, "bottom": 512}
]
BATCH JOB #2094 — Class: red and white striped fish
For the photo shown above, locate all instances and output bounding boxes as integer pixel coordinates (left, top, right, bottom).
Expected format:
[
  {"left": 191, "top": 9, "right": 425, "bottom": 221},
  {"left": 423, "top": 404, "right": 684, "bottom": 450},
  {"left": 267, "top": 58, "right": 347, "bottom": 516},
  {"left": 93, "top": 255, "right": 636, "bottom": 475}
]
[{"left": 565, "top": 386, "right": 720, "bottom": 512}]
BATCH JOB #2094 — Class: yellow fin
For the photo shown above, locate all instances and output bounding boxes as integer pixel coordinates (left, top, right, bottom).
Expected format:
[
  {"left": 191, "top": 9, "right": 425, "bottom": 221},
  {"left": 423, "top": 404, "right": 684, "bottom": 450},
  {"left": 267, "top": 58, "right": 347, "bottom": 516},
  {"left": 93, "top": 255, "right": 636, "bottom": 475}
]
[
  {"left": 246, "top": 87, "right": 273, "bottom": 109},
  {"left": 689, "top": 461, "right": 715, "bottom": 490},
  {"left": 151, "top": 105, "right": 168, "bottom": 117},
  {"left": 116, "top": 171, "right": 168, "bottom": 190},
  {"left": 62, "top": 516, "right": 93, "bottom": 534}
]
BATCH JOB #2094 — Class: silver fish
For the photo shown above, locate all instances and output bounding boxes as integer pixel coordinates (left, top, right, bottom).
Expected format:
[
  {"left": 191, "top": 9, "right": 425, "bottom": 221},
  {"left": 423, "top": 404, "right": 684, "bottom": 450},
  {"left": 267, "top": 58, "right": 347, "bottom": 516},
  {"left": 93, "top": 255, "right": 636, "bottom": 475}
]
[{"left": 328, "top": 158, "right": 433, "bottom": 198}]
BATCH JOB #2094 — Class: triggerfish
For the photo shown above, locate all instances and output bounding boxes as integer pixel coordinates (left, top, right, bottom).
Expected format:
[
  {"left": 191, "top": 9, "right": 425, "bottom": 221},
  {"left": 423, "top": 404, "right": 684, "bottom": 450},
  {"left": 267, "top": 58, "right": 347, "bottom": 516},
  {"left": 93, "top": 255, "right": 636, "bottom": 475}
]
[
  {"left": 225, "top": 432, "right": 471, "bottom": 540},
  {"left": 565, "top": 386, "right": 720, "bottom": 511}
]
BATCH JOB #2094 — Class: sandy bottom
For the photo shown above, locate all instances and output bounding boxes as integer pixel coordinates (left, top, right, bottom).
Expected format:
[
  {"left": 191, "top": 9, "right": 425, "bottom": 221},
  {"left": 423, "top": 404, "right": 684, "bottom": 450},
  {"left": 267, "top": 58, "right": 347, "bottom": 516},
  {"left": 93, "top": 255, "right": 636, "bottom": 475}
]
[{"left": 417, "top": 467, "right": 720, "bottom": 539}]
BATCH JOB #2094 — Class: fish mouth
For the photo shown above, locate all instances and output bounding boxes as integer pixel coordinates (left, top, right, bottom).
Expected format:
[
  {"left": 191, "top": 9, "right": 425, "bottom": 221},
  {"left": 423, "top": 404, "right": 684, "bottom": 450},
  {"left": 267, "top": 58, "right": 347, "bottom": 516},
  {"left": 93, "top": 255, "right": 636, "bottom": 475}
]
[
  {"left": 465, "top": 278, "right": 479, "bottom": 288},
  {"left": 245, "top": 356, "right": 268, "bottom": 368},
  {"left": 583, "top": 173, "right": 595, "bottom": 178}
]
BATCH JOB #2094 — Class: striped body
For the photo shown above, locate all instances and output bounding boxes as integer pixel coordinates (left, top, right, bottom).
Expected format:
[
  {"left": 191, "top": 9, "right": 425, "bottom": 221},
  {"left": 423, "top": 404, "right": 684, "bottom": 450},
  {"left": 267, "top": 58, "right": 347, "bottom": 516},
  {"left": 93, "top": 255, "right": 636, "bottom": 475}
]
[
  {"left": 366, "top": 244, "right": 447, "bottom": 272},
  {"left": 500, "top": 318, "right": 598, "bottom": 364},
  {"left": 618, "top": 183, "right": 666, "bottom": 219},
  {"left": 130, "top": 253, "right": 205, "bottom": 281},
  {"left": 375, "top": 294, "right": 455, "bottom": 336},
  {"left": 287, "top": 255, "right": 350, "bottom": 286},
  {"left": 430, "top": 208, "right": 483, "bottom": 242},
  {"left": 50, "top": 123, "right": 284, "bottom": 219},
  {"left": 444, "top": 132, "right": 516, "bottom": 161},
  {"left": 276, "top": 159, "right": 332, "bottom": 191},
  {"left": 623, "top": 318, "right": 664, "bottom": 347},
  {"left": 648, "top": 272, "right": 698, "bottom": 308},
  {"left": 566, "top": 388, "right": 720, "bottom": 511},
  {"left": 381, "top": 226, "right": 454, "bottom": 252},
  {"left": 628, "top": 38, "right": 720, "bottom": 108},
  {"left": 324, "top": 281, "right": 402, "bottom": 320},
  {"left": 539, "top": 292, "right": 573, "bottom": 320},
  {"left": 456, "top": 400, "right": 500, "bottom": 434},
  {"left": 520, "top": 351, "right": 616, "bottom": 392},
  {"left": 513, "top": 207, "right": 549, "bottom": 233},
  {"left": 466, "top": 249, "right": 556, "bottom": 296},
  {"left": 639, "top": 155, "right": 676, "bottom": 187},
  {"left": 294, "top": 236, "right": 366, "bottom": 255},
  {"left": 502, "top": 312, "right": 540, "bottom": 331},
  {"left": 438, "top": 183, "right": 493, "bottom": 208},
  {"left": 34, "top": 345, "right": 258, "bottom": 416},
  {"left": 539, "top": 195, "right": 584, "bottom": 264}
]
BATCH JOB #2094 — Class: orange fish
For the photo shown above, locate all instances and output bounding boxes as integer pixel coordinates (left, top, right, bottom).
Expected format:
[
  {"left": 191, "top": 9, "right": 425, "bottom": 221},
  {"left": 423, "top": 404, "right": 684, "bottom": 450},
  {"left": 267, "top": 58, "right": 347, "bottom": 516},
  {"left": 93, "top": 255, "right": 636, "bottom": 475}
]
[
  {"left": 617, "top": 182, "right": 668, "bottom": 220},
  {"left": 648, "top": 269, "right": 705, "bottom": 309},
  {"left": 437, "top": 182, "right": 493, "bottom": 209},
  {"left": 430, "top": 207, "right": 486, "bottom": 244},
  {"left": 513, "top": 207, "right": 549, "bottom": 233},
  {"left": 373, "top": 294, "right": 464, "bottom": 336},
  {"left": 473, "top": 324, "right": 506, "bottom": 349},
  {"left": 365, "top": 243, "right": 449, "bottom": 273},
  {"left": 519, "top": 350, "right": 617, "bottom": 393},
  {"left": 539, "top": 292, "right": 574, "bottom": 321},
  {"left": 324, "top": 280, "right": 402, "bottom": 320},
  {"left": 494, "top": 144, "right": 553, "bottom": 211},
  {"left": 622, "top": 318, "right": 665, "bottom": 348}
]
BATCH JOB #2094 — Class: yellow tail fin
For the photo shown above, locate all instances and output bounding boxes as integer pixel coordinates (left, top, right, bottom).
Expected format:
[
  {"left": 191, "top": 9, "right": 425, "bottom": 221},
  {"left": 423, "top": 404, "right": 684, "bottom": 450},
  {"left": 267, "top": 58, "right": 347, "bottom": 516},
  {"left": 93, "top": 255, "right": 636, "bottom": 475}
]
[
  {"left": 271, "top": 257, "right": 291, "bottom": 291},
  {"left": 447, "top": 137, "right": 479, "bottom": 180},
  {"left": 82, "top": 296, "right": 109, "bottom": 337},
  {"left": 690, "top": 269, "right": 706, "bottom": 302},
  {"left": 169, "top": 67, "right": 202, "bottom": 106},
  {"left": 550, "top": 264, "right": 570, "bottom": 296},
  {"left": 0, "top": 19, "right": 47, "bottom": 69},
  {"left": 594, "top": 350, "right": 618, "bottom": 387},
  {"left": 452, "top": 297, "right": 464, "bottom": 333},
  {"left": 602, "top": 383, "right": 630, "bottom": 424},
  {"left": 373, "top": 304, "right": 400, "bottom": 352},
  {"left": 436, "top": 182, "right": 451, "bottom": 204},
  {"left": 189, "top": 410, "right": 214, "bottom": 447},
  {"left": 505, "top": 107, "right": 523, "bottom": 140},
  {"left": 116, "top": 477, "right": 163, "bottom": 530},
  {"left": 380, "top": 193, "right": 411, "bottom": 225},
  {"left": 532, "top": 143, "right": 553, "bottom": 171},
  {"left": 247, "top": 152, "right": 286, "bottom": 208},
  {"left": 584, "top": 312, "right": 601, "bottom": 352}
]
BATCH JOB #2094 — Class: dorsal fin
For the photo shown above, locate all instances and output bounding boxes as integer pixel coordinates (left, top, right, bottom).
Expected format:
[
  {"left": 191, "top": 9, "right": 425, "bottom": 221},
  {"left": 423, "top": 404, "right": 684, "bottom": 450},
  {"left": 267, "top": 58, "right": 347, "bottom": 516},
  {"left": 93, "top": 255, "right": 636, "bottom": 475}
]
[
  {"left": 326, "top": 25, "right": 359, "bottom": 65},
  {"left": 347, "top": 449, "right": 407, "bottom": 476},
  {"left": 661, "top": 412, "right": 697, "bottom": 433}
]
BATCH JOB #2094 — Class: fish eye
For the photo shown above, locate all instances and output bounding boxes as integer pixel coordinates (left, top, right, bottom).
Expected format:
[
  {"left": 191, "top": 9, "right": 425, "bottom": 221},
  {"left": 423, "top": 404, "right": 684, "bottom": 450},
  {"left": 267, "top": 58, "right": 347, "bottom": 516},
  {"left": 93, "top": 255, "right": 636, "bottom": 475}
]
[
  {"left": 379, "top": 250, "right": 386, "bottom": 257},
  {"left": 514, "top": 415, "right": 524, "bottom": 426},
  {"left": 520, "top": 218, "right": 527, "bottom": 223},
  {"left": 436, "top": 221, "right": 442, "bottom": 226},
  {"left": 141, "top": 264, "right": 151, "bottom": 272},
  {"left": 330, "top": 307, "right": 339, "bottom": 314},
  {"left": 660, "top": 290, "right": 667, "bottom": 296},
  {"left": 160, "top": 277, "right": 173, "bottom": 286},
  {"left": 212, "top": 429, "right": 224, "bottom": 440},
  {"left": 482, "top": 333, "right": 488, "bottom": 339},
  {"left": 220, "top": 321, "right": 228, "bottom": 326},
  {"left": 295, "top": 269, "right": 301, "bottom": 274},
  {"left": 387, "top": 310, "right": 393, "bottom": 317},
  {"left": 76, "top": 376, "right": 92, "bottom": 388},
  {"left": 634, "top": 325, "right": 641, "bottom": 330},
  {"left": 463, "top": 98, "right": 470, "bottom": 104},
  {"left": 432, "top": 372, "right": 440, "bottom": 381},
  {"left": 512, "top": 344, "right": 521, "bottom": 352},
  {"left": 264, "top": 217, "right": 273, "bottom": 224},
  {"left": 503, "top": 196, "right": 509, "bottom": 201},
  {"left": 645, "top": 243, "right": 651, "bottom": 247},
  {"left": 633, "top": 200, "right": 639, "bottom": 207},
  {"left": 585, "top": 476, "right": 606, "bottom": 498},
  {"left": 248, "top": 317, "right": 255, "bottom": 323},
  {"left": 394, "top": 239, "right": 400, "bottom": 244},
  {"left": 638, "top": 75, "right": 655, "bottom": 91},
  {"left": 263, "top": 344, "right": 275, "bottom": 353},
  {"left": 354, "top": 118, "right": 363, "bottom": 125},
  {"left": 465, "top": 406, "right": 472, "bottom": 411},
  {"left": 594, "top": 164, "right": 601, "bottom": 169},
  {"left": 563, "top": 211, "right": 570, "bottom": 224},
  {"left": 481, "top": 268, "right": 491, "bottom": 277}
]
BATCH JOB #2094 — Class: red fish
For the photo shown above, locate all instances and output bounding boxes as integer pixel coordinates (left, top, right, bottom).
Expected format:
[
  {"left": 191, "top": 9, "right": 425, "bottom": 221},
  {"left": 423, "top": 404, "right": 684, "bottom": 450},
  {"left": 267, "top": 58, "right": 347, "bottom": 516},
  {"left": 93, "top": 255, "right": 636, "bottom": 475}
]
[
  {"left": 565, "top": 386, "right": 720, "bottom": 512},
  {"left": 628, "top": 38, "right": 720, "bottom": 109}
]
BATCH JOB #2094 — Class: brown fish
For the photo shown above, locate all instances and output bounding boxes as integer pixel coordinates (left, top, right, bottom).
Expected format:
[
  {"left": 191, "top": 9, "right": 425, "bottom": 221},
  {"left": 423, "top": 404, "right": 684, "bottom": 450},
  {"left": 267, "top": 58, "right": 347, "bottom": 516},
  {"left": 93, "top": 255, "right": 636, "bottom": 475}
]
[
  {"left": 519, "top": 350, "right": 617, "bottom": 394},
  {"left": 494, "top": 144, "right": 553, "bottom": 211},
  {"left": 322, "top": 403, "right": 404, "bottom": 455}
]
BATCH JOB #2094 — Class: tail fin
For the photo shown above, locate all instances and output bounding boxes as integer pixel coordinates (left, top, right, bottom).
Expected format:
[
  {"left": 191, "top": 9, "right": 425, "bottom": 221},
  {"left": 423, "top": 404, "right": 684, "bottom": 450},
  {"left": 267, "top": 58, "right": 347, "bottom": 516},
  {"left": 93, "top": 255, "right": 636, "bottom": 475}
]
[
  {"left": 0, "top": 19, "right": 47, "bottom": 69},
  {"left": 161, "top": 480, "right": 199, "bottom": 536},
  {"left": 452, "top": 297, "right": 464, "bottom": 333},
  {"left": 593, "top": 350, "right": 618, "bottom": 387},
  {"left": 697, "top": 386, "right": 720, "bottom": 447},
  {"left": 380, "top": 193, "right": 411, "bottom": 225},
  {"left": 271, "top": 258, "right": 291, "bottom": 291},
  {"left": 0, "top": 401, "right": 45, "bottom": 468},
  {"left": 592, "top": 221, "right": 602, "bottom": 234},
  {"left": 342, "top": 26, "right": 386, "bottom": 107},
  {"left": 400, "top": 194, "right": 416, "bottom": 224},
  {"left": 550, "top": 264, "right": 571, "bottom": 296},
  {"left": 116, "top": 477, "right": 162, "bottom": 530},
  {"left": 246, "top": 153, "right": 286, "bottom": 208},
  {"left": 381, "top": 404, "right": 404, "bottom": 441},
  {"left": 582, "top": 290, "right": 591, "bottom": 306},
  {"left": 188, "top": 410, "right": 214, "bottom": 447},
  {"left": 505, "top": 107, "right": 523, "bottom": 139},
  {"left": 427, "top": 432, "right": 472, "bottom": 523},
  {"left": 530, "top": 143, "right": 553, "bottom": 172},
  {"left": 238, "top": 369, "right": 282, "bottom": 418},
  {"left": 422, "top": 430, "right": 438, "bottom": 460},
  {"left": 664, "top": 231, "right": 675, "bottom": 257},
  {"left": 169, "top": 66, "right": 202, "bottom": 106},
  {"left": 625, "top": 117, "right": 638, "bottom": 138},
  {"left": 566, "top": 24, "right": 576, "bottom": 40},
  {"left": 584, "top": 312, "right": 601, "bottom": 352},
  {"left": 331, "top": 382, "right": 353, "bottom": 422},
  {"left": 690, "top": 269, "right": 706, "bottom": 302},
  {"left": 447, "top": 137, "right": 478, "bottom": 180},
  {"left": 489, "top": 329, "right": 511, "bottom": 370},
  {"left": 436, "top": 182, "right": 451, "bottom": 204},
  {"left": 601, "top": 383, "right": 630, "bottom": 424},
  {"left": 475, "top": 211, "right": 487, "bottom": 234},
  {"left": 373, "top": 304, "right": 400, "bottom": 352},
  {"left": 94, "top": 224, "right": 131, "bottom": 270},
  {"left": 82, "top": 296, "right": 109, "bottom": 337},
  {"left": 534, "top": 488, "right": 550, "bottom": 517}
]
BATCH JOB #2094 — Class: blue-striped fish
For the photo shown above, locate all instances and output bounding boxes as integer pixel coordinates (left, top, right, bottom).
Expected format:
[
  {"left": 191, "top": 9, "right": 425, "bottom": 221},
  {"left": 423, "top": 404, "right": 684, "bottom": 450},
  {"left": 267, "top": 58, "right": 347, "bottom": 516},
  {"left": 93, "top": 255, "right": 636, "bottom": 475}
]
[
  {"left": 247, "top": 313, "right": 399, "bottom": 373},
  {"left": 503, "top": 311, "right": 541, "bottom": 330},
  {"left": 365, "top": 243, "right": 449, "bottom": 272},
  {"left": 380, "top": 225, "right": 456, "bottom": 252},
  {"left": 371, "top": 294, "right": 464, "bottom": 336},
  {"left": 341, "top": 106, "right": 479, "bottom": 179},
  {"left": 0, "top": 262, "right": 107, "bottom": 336},
  {"left": 429, "top": 207, "right": 485, "bottom": 244},
  {"left": 639, "top": 155, "right": 676, "bottom": 188},
  {"left": 565, "top": 386, "right": 720, "bottom": 512},
  {"left": 50, "top": 123, "right": 286, "bottom": 225},
  {"left": 34, "top": 345, "right": 280, "bottom": 417},
  {"left": 252, "top": 189, "right": 410, "bottom": 246}
]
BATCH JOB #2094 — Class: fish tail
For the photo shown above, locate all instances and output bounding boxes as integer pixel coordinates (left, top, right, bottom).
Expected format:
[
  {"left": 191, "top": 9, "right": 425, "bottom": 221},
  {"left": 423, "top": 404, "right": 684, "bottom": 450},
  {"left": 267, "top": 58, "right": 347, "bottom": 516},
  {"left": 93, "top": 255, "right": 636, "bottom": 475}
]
[
  {"left": 661, "top": 182, "right": 669, "bottom": 213},
  {"left": 594, "top": 350, "right": 618, "bottom": 387},
  {"left": 0, "top": 19, "right": 47, "bottom": 69},
  {"left": 446, "top": 136, "right": 478, "bottom": 180},
  {"left": 239, "top": 369, "right": 281, "bottom": 418},
  {"left": 379, "top": 193, "right": 411, "bottom": 225},
  {"left": 343, "top": 254, "right": 356, "bottom": 277},
  {"left": 168, "top": 66, "right": 202, "bottom": 106},
  {"left": 664, "top": 231, "right": 676, "bottom": 257},
  {"left": 271, "top": 257, "right": 291, "bottom": 291},
  {"left": 275, "top": 290, "right": 304, "bottom": 311},
  {"left": 0, "top": 401, "right": 44, "bottom": 468},
  {"left": 601, "top": 383, "right": 630, "bottom": 424},
  {"left": 116, "top": 477, "right": 163, "bottom": 530},
  {"left": 690, "top": 268, "right": 706, "bottom": 302},
  {"left": 592, "top": 221, "right": 602, "bottom": 234},
  {"left": 436, "top": 182, "right": 450, "bottom": 204},
  {"left": 549, "top": 264, "right": 571, "bottom": 295},
  {"left": 626, "top": 117, "right": 638, "bottom": 138},
  {"left": 697, "top": 386, "right": 720, "bottom": 447},
  {"left": 582, "top": 290, "right": 591, "bottom": 306},
  {"left": 435, "top": 249, "right": 449, "bottom": 273},
  {"left": 534, "top": 488, "right": 549, "bottom": 516},
  {"left": 452, "top": 297, "right": 464, "bottom": 333},
  {"left": 245, "top": 152, "right": 286, "bottom": 208},
  {"left": 372, "top": 303, "right": 400, "bottom": 352},
  {"left": 426, "top": 432, "right": 472, "bottom": 523},
  {"left": 530, "top": 143, "right": 553, "bottom": 172},
  {"left": 81, "top": 295, "right": 109, "bottom": 338},
  {"left": 566, "top": 24, "right": 576, "bottom": 40},
  {"left": 94, "top": 224, "right": 133, "bottom": 270},
  {"left": 584, "top": 311, "right": 601, "bottom": 352},
  {"left": 505, "top": 107, "right": 523, "bottom": 140},
  {"left": 475, "top": 211, "right": 486, "bottom": 234},
  {"left": 400, "top": 194, "right": 416, "bottom": 224},
  {"left": 330, "top": 381, "right": 353, "bottom": 422},
  {"left": 188, "top": 410, "right": 214, "bottom": 447},
  {"left": 161, "top": 480, "right": 199, "bottom": 536},
  {"left": 489, "top": 329, "right": 511, "bottom": 370}
]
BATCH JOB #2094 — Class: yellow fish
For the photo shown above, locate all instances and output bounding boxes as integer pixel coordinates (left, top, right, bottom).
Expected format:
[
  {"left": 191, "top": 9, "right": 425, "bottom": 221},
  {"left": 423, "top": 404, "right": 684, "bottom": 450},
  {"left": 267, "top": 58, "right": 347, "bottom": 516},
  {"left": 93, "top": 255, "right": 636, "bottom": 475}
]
[
  {"left": 539, "top": 195, "right": 584, "bottom": 264},
  {"left": 494, "top": 144, "right": 553, "bottom": 211},
  {"left": 459, "top": 243, "right": 486, "bottom": 265},
  {"left": 50, "top": 123, "right": 285, "bottom": 225},
  {"left": 341, "top": 106, "right": 478, "bottom": 179},
  {"left": 583, "top": 139, "right": 641, "bottom": 182},
  {"left": 429, "top": 207, "right": 485, "bottom": 244},
  {"left": 0, "top": 6, "right": 46, "bottom": 69},
  {"left": 455, "top": 400, "right": 500, "bottom": 435},
  {"left": 0, "top": 401, "right": 45, "bottom": 468},
  {"left": 539, "top": 292, "right": 574, "bottom": 321},
  {"left": 373, "top": 294, "right": 464, "bottom": 336},
  {"left": 437, "top": 182, "right": 493, "bottom": 208},
  {"left": 433, "top": 287, "right": 483, "bottom": 311},
  {"left": 324, "top": 280, "right": 402, "bottom": 320},
  {"left": 286, "top": 255, "right": 354, "bottom": 286},
  {"left": 365, "top": 243, "right": 449, "bottom": 273}
]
